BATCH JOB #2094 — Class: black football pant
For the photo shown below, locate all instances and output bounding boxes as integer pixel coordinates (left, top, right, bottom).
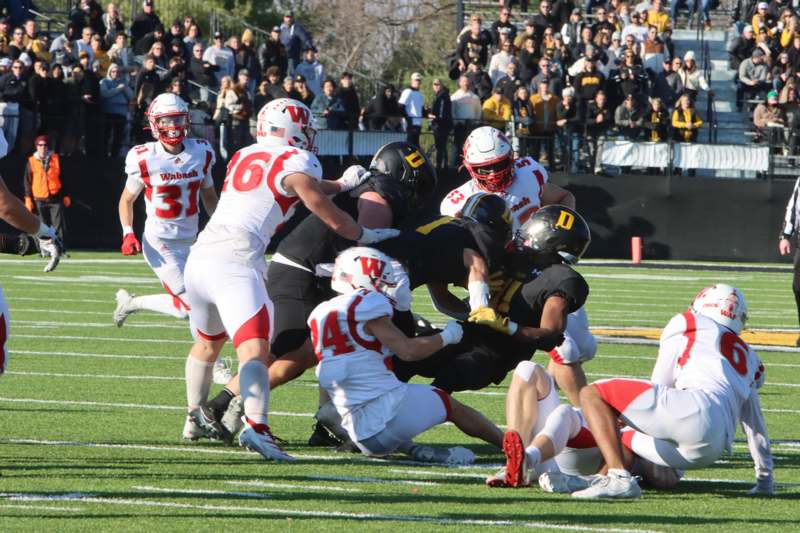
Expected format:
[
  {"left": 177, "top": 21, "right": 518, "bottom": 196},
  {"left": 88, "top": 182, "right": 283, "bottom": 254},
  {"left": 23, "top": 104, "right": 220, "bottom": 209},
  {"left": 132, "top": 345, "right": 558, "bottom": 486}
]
[
  {"left": 793, "top": 247, "right": 800, "bottom": 327},
  {"left": 35, "top": 200, "right": 66, "bottom": 248}
]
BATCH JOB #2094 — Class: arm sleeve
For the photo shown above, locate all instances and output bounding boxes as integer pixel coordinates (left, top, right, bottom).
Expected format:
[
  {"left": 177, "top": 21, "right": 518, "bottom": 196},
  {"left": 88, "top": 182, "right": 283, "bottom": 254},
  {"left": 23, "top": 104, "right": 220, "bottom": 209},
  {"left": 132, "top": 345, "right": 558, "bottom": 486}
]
[
  {"left": 124, "top": 148, "right": 145, "bottom": 195},
  {"left": 522, "top": 266, "right": 589, "bottom": 313},
  {"left": 355, "top": 290, "right": 394, "bottom": 322},
  {"left": 740, "top": 390, "right": 773, "bottom": 482},
  {"left": 202, "top": 148, "right": 216, "bottom": 188},
  {"left": 782, "top": 178, "right": 799, "bottom": 236}
]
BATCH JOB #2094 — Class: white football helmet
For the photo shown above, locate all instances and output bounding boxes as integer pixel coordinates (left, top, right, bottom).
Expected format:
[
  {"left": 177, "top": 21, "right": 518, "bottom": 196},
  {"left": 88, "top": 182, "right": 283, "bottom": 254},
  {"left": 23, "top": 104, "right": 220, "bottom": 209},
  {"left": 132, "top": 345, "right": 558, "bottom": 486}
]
[
  {"left": 331, "top": 247, "right": 403, "bottom": 300},
  {"left": 256, "top": 98, "right": 317, "bottom": 152},
  {"left": 147, "top": 93, "right": 189, "bottom": 146},
  {"left": 691, "top": 284, "right": 748, "bottom": 335},
  {"left": 463, "top": 126, "right": 514, "bottom": 193}
]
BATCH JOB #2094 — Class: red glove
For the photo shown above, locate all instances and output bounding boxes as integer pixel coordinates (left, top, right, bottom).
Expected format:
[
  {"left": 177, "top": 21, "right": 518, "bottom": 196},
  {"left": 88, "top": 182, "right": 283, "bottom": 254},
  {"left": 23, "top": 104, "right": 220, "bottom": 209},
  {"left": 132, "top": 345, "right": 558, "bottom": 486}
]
[
  {"left": 62, "top": 196, "right": 71, "bottom": 208},
  {"left": 121, "top": 233, "right": 141, "bottom": 255}
]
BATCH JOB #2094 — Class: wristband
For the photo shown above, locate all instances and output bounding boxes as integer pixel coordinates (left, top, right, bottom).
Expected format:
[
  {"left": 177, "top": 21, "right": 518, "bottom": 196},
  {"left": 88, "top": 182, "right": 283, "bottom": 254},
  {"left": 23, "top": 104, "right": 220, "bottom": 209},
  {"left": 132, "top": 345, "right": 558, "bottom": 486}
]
[
  {"left": 507, "top": 320, "right": 519, "bottom": 336},
  {"left": 467, "top": 281, "right": 490, "bottom": 311},
  {"left": 122, "top": 225, "right": 134, "bottom": 235}
]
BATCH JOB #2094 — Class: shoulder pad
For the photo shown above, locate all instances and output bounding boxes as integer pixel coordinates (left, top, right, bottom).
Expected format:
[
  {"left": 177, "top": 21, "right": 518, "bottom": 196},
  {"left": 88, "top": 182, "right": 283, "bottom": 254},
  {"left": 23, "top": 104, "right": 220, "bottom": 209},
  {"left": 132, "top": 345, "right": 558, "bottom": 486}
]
[{"left": 353, "top": 289, "right": 393, "bottom": 322}]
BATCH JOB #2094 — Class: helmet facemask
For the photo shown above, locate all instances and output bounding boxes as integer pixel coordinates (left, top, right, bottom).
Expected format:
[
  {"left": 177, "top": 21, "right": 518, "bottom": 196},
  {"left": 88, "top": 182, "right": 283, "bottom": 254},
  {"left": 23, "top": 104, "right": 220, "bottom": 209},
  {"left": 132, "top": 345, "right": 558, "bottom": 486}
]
[
  {"left": 465, "top": 156, "right": 514, "bottom": 192},
  {"left": 153, "top": 113, "right": 188, "bottom": 145}
]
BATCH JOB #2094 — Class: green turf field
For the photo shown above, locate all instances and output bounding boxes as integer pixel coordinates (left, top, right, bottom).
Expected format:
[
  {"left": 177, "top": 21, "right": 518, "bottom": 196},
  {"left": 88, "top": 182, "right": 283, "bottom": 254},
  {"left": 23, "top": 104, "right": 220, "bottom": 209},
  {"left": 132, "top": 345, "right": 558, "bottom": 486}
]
[{"left": 0, "top": 253, "right": 798, "bottom": 532}]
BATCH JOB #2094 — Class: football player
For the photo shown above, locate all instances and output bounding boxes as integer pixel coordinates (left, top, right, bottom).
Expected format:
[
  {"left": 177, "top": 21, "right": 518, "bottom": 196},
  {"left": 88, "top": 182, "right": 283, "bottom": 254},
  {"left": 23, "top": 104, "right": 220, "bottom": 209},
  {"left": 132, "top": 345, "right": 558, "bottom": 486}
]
[
  {"left": 182, "top": 98, "right": 397, "bottom": 460},
  {"left": 393, "top": 206, "right": 591, "bottom": 394},
  {"left": 441, "top": 126, "right": 594, "bottom": 406},
  {"left": 572, "top": 284, "right": 773, "bottom": 499},
  {"left": 309, "top": 247, "right": 503, "bottom": 463},
  {"left": 200, "top": 142, "right": 436, "bottom": 445}
]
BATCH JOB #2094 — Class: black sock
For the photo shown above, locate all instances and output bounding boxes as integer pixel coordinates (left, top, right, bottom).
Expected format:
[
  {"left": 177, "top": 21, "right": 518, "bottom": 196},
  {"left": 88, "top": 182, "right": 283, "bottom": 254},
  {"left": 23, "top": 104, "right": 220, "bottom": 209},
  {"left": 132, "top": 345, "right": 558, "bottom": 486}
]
[{"left": 208, "top": 387, "right": 235, "bottom": 419}]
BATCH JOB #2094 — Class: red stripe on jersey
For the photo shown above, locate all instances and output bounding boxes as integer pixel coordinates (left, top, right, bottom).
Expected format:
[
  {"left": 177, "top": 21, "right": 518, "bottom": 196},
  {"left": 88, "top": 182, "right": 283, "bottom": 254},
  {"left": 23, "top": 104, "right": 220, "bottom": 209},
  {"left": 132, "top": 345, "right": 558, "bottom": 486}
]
[
  {"left": 593, "top": 378, "right": 653, "bottom": 415},
  {"left": 549, "top": 348, "right": 565, "bottom": 365},
  {"left": 677, "top": 311, "right": 697, "bottom": 368},
  {"left": 233, "top": 305, "right": 271, "bottom": 348},
  {"left": 196, "top": 328, "right": 227, "bottom": 342},
  {"left": 266, "top": 149, "right": 300, "bottom": 215},
  {"left": 0, "top": 313, "right": 6, "bottom": 374},
  {"left": 203, "top": 150, "right": 213, "bottom": 177},
  {"left": 346, "top": 294, "right": 382, "bottom": 352},
  {"left": 161, "top": 282, "right": 190, "bottom": 312},
  {"left": 566, "top": 426, "right": 598, "bottom": 449},
  {"left": 620, "top": 429, "right": 635, "bottom": 451},
  {"left": 139, "top": 159, "right": 153, "bottom": 201},
  {"left": 383, "top": 356, "right": 395, "bottom": 373},
  {"left": 533, "top": 169, "right": 545, "bottom": 189},
  {"left": 433, "top": 387, "right": 453, "bottom": 421}
]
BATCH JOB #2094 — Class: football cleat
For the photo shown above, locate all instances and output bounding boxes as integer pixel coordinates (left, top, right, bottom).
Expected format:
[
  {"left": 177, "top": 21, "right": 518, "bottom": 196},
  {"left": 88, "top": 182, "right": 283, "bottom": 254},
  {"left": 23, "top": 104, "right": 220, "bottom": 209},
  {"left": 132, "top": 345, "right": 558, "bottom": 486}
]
[
  {"left": 113, "top": 289, "right": 135, "bottom": 327},
  {"left": 182, "top": 415, "right": 212, "bottom": 441},
  {"left": 444, "top": 446, "right": 476, "bottom": 465},
  {"left": 239, "top": 420, "right": 294, "bottom": 462},
  {"left": 308, "top": 421, "right": 344, "bottom": 447},
  {"left": 221, "top": 395, "right": 244, "bottom": 437},
  {"left": 212, "top": 357, "right": 232, "bottom": 385},
  {"left": 538, "top": 472, "right": 598, "bottom": 493},
  {"left": 486, "top": 467, "right": 507, "bottom": 488},
  {"left": 572, "top": 471, "right": 641, "bottom": 499},
  {"left": 189, "top": 406, "right": 233, "bottom": 445},
  {"left": 407, "top": 444, "right": 475, "bottom": 465},
  {"left": 503, "top": 430, "right": 531, "bottom": 488}
]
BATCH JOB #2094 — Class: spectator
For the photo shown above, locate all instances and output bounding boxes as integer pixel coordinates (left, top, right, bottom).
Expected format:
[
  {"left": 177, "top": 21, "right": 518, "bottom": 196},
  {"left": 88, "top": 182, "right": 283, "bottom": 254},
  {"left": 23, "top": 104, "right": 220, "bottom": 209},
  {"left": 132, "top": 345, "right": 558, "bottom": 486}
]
[
  {"left": 90, "top": 33, "right": 110, "bottom": 76},
  {"left": 254, "top": 79, "right": 271, "bottom": 113},
  {"left": 427, "top": 78, "right": 452, "bottom": 170},
  {"left": 282, "top": 75, "right": 301, "bottom": 100},
  {"left": 203, "top": 31, "right": 234, "bottom": 86},
  {"left": 678, "top": 50, "right": 712, "bottom": 102},
  {"left": 488, "top": 40, "right": 517, "bottom": 85},
  {"left": 336, "top": 72, "right": 360, "bottom": 130},
  {"left": 729, "top": 25, "right": 756, "bottom": 70},
  {"left": 102, "top": 2, "right": 125, "bottom": 46},
  {"left": 259, "top": 25, "right": 288, "bottom": 77},
  {"left": 42, "top": 64, "right": 68, "bottom": 152},
  {"left": 646, "top": 0, "right": 670, "bottom": 33},
  {"left": 24, "top": 135, "right": 69, "bottom": 245},
  {"left": 30, "top": 60, "right": 49, "bottom": 128},
  {"left": 643, "top": 97, "right": 669, "bottom": 142},
  {"left": 574, "top": 58, "right": 606, "bottom": 115},
  {"left": 556, "top": 87, "right": 581, "bottom": 172},
  {"left": 492, "top": 7, "right": 517, "bottom": 45},
  {"left": 8, "top": 26, "right": 28, "bottom": 60},
  {"left": 167, "top": 19, "right": 183, "bottom": 42},
  {"left": 399, "top": 72, "right": 425, "bottom": 145},
  {"left": 279, "top": 11, "right": 313, "bottom": 75},
  {"left": 585, "top": 90, "right": 611, "bottom": 163},
  {"left": 183, "top": 23, "right": 202, "bottom": 57},
  {"left": 531, "top": 55, "right": 563, "bottom": 96},
  {"left": 450, "top": 75, "right": 481, "bottom": 163},
  {"left": 621, "top": 10, "right": 648, "bottom": 43},
  {"left": 0, "top": 18, "right": 10, "bottom": 55},
  {"left": 99, "top": 63, "right": 133, "bottom": 157},
  {"left": 654, "top": 56, "right": 684, "bottom": 109},
  {"left": 361, "top": 84, "right": 404, "bottom": 131},
  {"left": 0, "top": 59, "right": 32, "bottom": 141},
  {"left": 64, "top": 65, "right": 87, "bottom": 151},
  {"left": 737, "top": 48, "right": 770, "bottom": 111},
  {"left": 457, "top": 14, "right": 493, "bottom": 67},
  {"left": 294, "top": 46, "right": 325, "bottom": 97},
  {"left": 614, "top": 93, "right": 643, "bottom": 139},
  {"left": 642, "top": 25, "right": 666, "bottom": 73},
  {"left": 672, "top": 93, "right": 703, "bottom": 142},
  {"left": 465, "top": 61, "right": 493, "bottom": 101},
  {"left": 514, "top": 19, "right": 537, "bottom": 49},
  {"left": 79, "top": 53, "right": 103, "bottom": 157},
  {"left": 772, "top": 51, "right": 792, "bottom": 93},
  {"left": 214, "top": 75, "right": 237, "bottom": 159},
  {"left": 231, "top": 73, "right": 253, "bottom": 150},
  {"left": 236, "top": 31, "right": 259, "bottom": 85},
  {"left": 532, "top": 1, "right": 557, "bottom": 40},
  {"left": 134, "top": 54, "right": 160, "bottom": 100},
  {"left": 108, "top": 33, "right": 133, "bottom": 77},
  {"left": 167, "top": 37, "right": 187, "bottom": 63},
  {"left": 530, "top": 80, "right": 557, "bottom": 166},
  {"left": 779, "top": 12, "right": 797, "bottom": 49},
  {"left": 291, "top": 74, "right": 314, "bottom": 107},
  {"left": 553, "top": 0, "right": 576, "bottom": 30},
  {"left": 518, "top": 36, "right": 540, "bottom": 84},
  {"left": 135, "top": 23, "right": 164, "bottom": 55},
  {"left": 187, "top": 43, "right": 215, "bottom": 102},
  {"left": 612, "top": 48, "right": 648, "bottom": 104},
  {"left": 495, "top": 62, "right": 523, "bottom": 100},
  {"left": 75, "top": 26, "right": 94, "bottom": 62},
  {"left": 482, "top": 86, "right": 512, "bottom": 129},
  {"left": 311, "top": 78, "right": 345, "bottom": 131},
  {"left": 561, "top": 8, "right": 584, "bottom": 46},
  {"left": 130, "top": 0, "right": 162, "bottom": 46},
  {"left": 513, "top": 85, "right": 534, "bottom": 155},
  {"left": 50, "top": 22, "right": 77, "bottom": 56},
  {"left": 753, "top": 90, "right": 786, "bottom": 142},
  {"left": 752, "top": 2, "right": 777, "bottom": 39},
  {"left": 148, "top": 41, "right": 168, "bottom": 69},
  {"left": 263, "top": 66, "right": 285, "bottom": 100}
]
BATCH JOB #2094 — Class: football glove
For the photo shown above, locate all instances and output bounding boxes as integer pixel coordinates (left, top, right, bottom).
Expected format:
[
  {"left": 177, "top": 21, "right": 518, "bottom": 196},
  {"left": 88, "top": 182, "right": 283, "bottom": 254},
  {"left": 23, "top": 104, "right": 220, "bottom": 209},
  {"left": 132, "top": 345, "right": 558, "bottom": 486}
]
[
  {"left": 335, "top": 165, "right": 370, "bottom": 192},
  {"left": 356, "top": 227, "right": 400, "bottom": 245},
  {"left": 121, "top": 232, "right": 141, "bottom": 255},
  {"left": 62, "top": 196, "right": 71, "bottom": 208},
  {"left": 746, "top": 476, "right": 774, "bottom": 496},
  {"left": 468, "top": 306, "right": 518, "bottom": 335},
  {"left": 439, "top": 320, "right": 463, "bottom": 346}
]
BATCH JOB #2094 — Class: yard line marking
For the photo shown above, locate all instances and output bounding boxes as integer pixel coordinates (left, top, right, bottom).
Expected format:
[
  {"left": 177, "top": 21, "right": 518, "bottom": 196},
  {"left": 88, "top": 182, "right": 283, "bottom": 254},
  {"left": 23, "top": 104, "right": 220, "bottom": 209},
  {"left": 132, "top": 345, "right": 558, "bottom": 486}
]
[
  {"left": 682, "top": 477, "right": 800, "bottom": 487},
  {"left": 132, "top": 485, "right": 268, "bottom": 499},
  {"left": 762, "top": 408, "right": 800, "bottom": 414},
  {"left": 13, "top": 320, "right": 186, "bottom": 330},
  {"left": 12, "top": 333, "right": 188, "bottom": 344},
  {"left": 0, "top": 258, "right": 141, "bottom": 264},
  {"left": 11, "top": 350, "right": 186, "bottom": 361},
  {"left": 10, "top": 308, "right": 122, "bottom": 316},
  {"left": 225, "top": 480, "right": 362, "bottom": 493},
  {"left": 13, "top": 275, "right": 159, "bottom": 285},
  {"left": 5, "top": 297, "right": 109, "bottom": 304},
  {"left": 309, "top": 475, "right": 439, "bottom": 487},
  {"left": 0, "top": 493, "right": 661, "bottom": 533},
  {"left": 0, "top": 504, "right": 82, "bottom": 512},
  {"left": 7, "top": 370, "right": 185, "bottom": 381},
  {"left": 389, "top": 468, "right": 490, "bottom": 479}
]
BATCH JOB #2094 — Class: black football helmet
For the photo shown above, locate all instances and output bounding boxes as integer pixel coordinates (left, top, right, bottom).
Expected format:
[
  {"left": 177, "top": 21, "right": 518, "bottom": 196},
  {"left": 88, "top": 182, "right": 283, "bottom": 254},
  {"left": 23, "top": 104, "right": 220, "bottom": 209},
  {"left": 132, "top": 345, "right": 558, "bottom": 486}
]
[
  {"left": 512, "top": 205, "right": 591, "bottom": 266},
  {"left": 458, "top": 192, "right": 512, "bottom": 243},
  {"left": 369, "top": 142, "right": 437, "bottom": 201}
]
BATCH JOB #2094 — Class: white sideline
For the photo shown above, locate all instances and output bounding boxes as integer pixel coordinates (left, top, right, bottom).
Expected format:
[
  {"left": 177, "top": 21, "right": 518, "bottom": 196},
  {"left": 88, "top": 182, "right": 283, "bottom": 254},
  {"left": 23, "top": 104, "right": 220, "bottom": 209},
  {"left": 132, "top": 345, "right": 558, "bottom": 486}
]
[
  {"left": 0, "top": 504, "right": 82, "bottom": 512},
  {"left": 225, "top": 480, "right": 362, "bottom": 493},
  {"left": 0, "top": 493, "right": 660, "bottom": 532},
  {"left": 13, "top": 320, "right": 186, "bottom": 330},
  {"left": 12, "top": 333, "right": 188, "bottom": 344},
  {"left": 309, "top": 475, "right": 438, "bottom": 487},
  {"left": 11, "top": 350, "right": 186, "bottom": 361},
  {"left": 132, "top": 485, "right": 268, "bottom": 499}
]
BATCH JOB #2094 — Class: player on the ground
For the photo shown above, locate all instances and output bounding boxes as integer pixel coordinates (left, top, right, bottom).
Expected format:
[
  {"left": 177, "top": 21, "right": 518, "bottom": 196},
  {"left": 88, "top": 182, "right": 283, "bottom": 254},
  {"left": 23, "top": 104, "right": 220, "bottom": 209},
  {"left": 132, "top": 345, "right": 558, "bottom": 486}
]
[
  {"left": 182, "top": 98, "right": 398, "bottom": 461},
  {"left": 440, "top": 126, "right": 594, "bottom": 405},
  {"left": 309, "top": 246, "right": 503, "bottom": 463},
  {"left": 199, "top": 141, "right": 436, "bottom": 445},
  {"left": 393, "top": 205, "right": 591, "bottom": 394},
  {"left": 570, "top": 284, "right": 773, "bottom": 499}
]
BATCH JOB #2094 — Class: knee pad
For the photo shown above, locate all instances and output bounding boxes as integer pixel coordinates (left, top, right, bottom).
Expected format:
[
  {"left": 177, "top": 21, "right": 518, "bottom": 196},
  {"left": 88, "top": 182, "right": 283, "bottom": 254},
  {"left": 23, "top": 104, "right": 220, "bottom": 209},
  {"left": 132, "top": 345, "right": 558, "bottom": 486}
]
[{"left": 513, "top": 360, "right": 542, "bottom": 383}]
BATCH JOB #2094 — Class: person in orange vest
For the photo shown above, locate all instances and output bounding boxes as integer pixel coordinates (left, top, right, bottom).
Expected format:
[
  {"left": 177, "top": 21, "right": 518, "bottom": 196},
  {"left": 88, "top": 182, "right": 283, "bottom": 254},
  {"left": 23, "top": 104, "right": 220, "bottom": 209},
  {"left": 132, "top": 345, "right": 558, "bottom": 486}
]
[{"left": 23, "top": 135, "right": 70, "bottom": 246}]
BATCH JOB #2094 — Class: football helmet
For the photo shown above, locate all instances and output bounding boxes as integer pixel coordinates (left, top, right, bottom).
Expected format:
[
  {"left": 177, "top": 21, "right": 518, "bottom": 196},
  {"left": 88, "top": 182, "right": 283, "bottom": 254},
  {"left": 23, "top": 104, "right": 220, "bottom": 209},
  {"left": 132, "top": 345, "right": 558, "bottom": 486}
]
[
  {"left": 147, "top": 93, "right": 189, "bottom": 146},
  {"left": 458, "top": 192, "right": 512, "bottom": 243},
  {"left": 512, "top": 205, "right": 591, "bottom": 266},
  {"left": 331, "top": 247, "right": 404, "bottom": 299},
  {"left": 256, "top": 98, "right": 317, "bottom": 152},
  {"left": 463, "top": 126, "right": 514, "bottom": 193},
  {"left": 691, "top": 284, "right": 748, "bottom": 335},
  {"left": 369, "top": 141, "right": 437, "bottom": 201}
]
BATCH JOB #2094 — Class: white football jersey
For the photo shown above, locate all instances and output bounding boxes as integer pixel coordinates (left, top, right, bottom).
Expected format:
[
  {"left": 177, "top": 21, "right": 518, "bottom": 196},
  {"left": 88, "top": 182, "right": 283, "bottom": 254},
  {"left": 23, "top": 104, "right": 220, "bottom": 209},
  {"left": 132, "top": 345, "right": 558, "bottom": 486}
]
[
  {"left": 440, "top": 156, "right": 549, "bottom": 231},
  {"left": 192, "top": 143, "right": 322, "bottom": 267},
  {"left": 125, "top": 138, "right": 216, "bottom": 241},
  {"left": 309, "top": 289, "right": 406, "bottom": 440},
  {"left": 654, "top": 311, "right": 763, "bottom": 444}
]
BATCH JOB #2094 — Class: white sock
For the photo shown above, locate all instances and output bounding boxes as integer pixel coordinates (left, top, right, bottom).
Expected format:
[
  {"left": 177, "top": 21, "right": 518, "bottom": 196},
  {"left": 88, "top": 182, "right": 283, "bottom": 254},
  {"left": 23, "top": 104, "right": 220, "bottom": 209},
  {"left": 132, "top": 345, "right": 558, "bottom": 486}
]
[
  {"left": 185, "top": 355, "right": 214, "bottom": 410},
  {"left": 240, "top": 359, "right": 270, "bottom": 426},
  {"left": 467, "top": 281, "right": 489, "bottom": 311},
  {"left": 524, "top": 445, "right": 541, "bottom": 470},
  {"left": 129, "top": 294, "right": 188, "bottom": 319},
  {"left": 608, "top": 468, "right": 630, "bottom": 478}
]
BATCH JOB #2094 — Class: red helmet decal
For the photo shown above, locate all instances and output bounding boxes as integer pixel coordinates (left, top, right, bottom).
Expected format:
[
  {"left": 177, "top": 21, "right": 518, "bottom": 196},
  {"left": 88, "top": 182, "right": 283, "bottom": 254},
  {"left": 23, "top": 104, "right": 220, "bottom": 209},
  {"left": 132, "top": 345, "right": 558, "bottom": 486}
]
[
  {"left": 359, "top": 256, "right": 386, "bottom": 279},
  {"left": 286, "top": 105, "right": 310, "bottom": 125}
]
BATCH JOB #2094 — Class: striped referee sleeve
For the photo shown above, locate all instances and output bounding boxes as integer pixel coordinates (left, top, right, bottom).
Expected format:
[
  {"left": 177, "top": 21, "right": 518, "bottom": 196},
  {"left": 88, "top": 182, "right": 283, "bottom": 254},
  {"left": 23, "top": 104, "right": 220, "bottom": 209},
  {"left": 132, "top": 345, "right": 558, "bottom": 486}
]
[{"left": 782, "top": 177, "right": 800, "bottom": 238}]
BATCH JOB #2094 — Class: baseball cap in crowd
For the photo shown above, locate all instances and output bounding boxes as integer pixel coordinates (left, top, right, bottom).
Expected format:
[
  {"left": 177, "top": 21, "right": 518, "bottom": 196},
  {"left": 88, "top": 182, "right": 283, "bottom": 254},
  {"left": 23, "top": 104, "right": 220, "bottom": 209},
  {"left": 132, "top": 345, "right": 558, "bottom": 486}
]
[
  {"left": 492, "top": 85, "right": 504, "bottom": 94},
  {"left": 271, "top": 25, "right": 280, "bottom": 32},
  {"left": 584, "top": 44, "right": 596, "bottom": 55},
  {"left": 753, "top": 48, "right": 765, "bottom": 57},
  {"left": 571, "top": 7, "right": 581, "bottom": 14},
  {"left": 294, "top": 74, "right": 306, "bottom": 83},
  {"left": 303, "top": 44, "right": 316, "bottom": 52},
  {"left": 554, "top": 33, "right": 563, "bottom": 40},
  {"left": 143, "top": 0, "right": 153, "bottom": 6},
  {"left": 757, "top": 1, "right": 768, "bottom": 8},
  {"left": 612, "top": 31, "right": 621, "bottom": 40},
  {"left": 284, "top": 10, "right": 294, "bottom": 18},
  {"left": 684, "top": 50, "right": 695, "bottom": 61},
  {"left": 768, "top": 90, "right": 779, "bottom": 101},
  {"left": 283, "top": 75, "right": 293, "bottom": 83},
  {"left": 213, "top": 31, "right": 222, "bottom": 39},
  {"left": 743, "top": 24, "right": 754, "bottom": 33},
  {"left": 563, "top": 87, "right": 575, "bottom": 98},
  {"left": 411, "top": 72, "right": 422, "bottom": 81},
  {"left": 525, "top": 18, "right": 535, "bottom": 27},
  {"left": 35, "top": 135, "right": 48, "bottom": 146},
  {"left": 239, "top": 68, "right": 250, "bottom": 77}
]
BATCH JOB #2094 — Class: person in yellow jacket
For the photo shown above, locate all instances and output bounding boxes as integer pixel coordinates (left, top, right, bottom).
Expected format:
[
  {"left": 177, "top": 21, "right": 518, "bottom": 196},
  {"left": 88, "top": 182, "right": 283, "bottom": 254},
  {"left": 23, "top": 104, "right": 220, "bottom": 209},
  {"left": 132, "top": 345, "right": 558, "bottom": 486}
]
[
  {"left": 482, "top": 86, "right": 512, "bottom": 130},
  {"left": 23, "top": 136, "right": 69, "bottom": 246},
  {"left": 671, "top": 94, "right": 703, "bottom": 142}
]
